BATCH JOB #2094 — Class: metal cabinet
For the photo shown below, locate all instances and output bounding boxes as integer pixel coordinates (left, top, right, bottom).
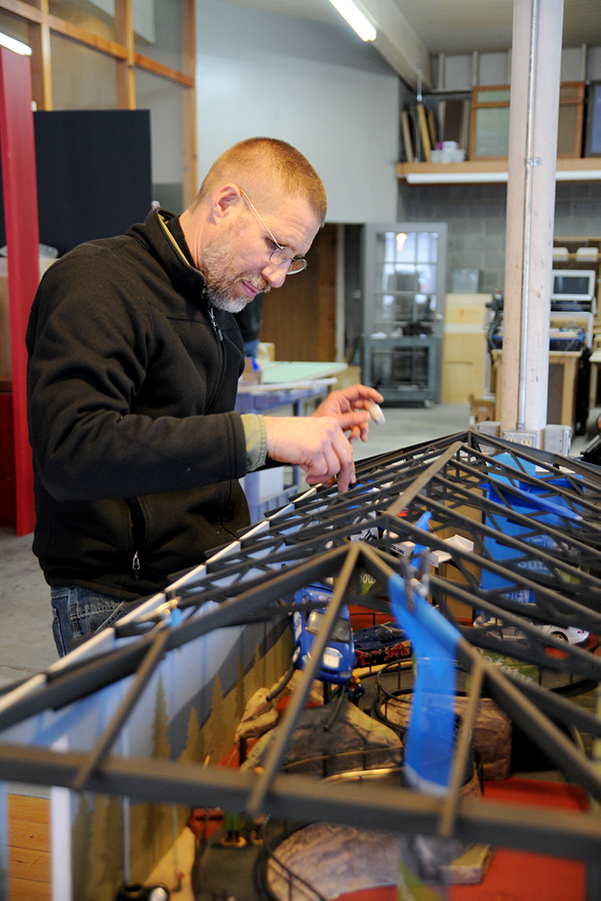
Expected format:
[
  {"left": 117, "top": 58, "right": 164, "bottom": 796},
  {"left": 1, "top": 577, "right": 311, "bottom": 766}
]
[{"left": 361, "top": 222, "right": 447, "bottom": 403}]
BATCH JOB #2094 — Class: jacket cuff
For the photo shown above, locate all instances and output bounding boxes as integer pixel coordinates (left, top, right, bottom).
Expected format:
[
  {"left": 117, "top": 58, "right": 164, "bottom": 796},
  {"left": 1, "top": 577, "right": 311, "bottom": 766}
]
[{"left": 241, "top": 414, "right": 267, "bottom": 471}]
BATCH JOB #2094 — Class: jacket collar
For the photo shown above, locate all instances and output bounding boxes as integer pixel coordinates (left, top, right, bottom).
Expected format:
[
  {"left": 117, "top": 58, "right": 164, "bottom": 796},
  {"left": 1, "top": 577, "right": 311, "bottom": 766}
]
[{"left": 131, "top": 209, "right": 209, "bottom": 306}]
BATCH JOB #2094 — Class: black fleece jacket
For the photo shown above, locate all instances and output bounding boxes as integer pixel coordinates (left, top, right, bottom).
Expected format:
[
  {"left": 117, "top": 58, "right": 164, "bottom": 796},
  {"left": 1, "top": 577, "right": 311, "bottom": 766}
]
[{"left": 26, "top": 209, "right": 249, "bottom": 599}]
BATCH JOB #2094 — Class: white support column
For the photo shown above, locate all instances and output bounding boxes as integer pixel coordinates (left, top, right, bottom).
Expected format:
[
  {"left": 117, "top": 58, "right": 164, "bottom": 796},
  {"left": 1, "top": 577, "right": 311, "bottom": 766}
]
[{"left": 500, "top": 0, "right": 564, "bottom": 445}]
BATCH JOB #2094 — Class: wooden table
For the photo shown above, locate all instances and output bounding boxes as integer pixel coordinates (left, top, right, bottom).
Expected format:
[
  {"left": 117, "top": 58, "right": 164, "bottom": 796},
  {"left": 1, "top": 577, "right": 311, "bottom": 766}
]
[{"left": 588, "top": 347, "right": 601, "bottom": 408}]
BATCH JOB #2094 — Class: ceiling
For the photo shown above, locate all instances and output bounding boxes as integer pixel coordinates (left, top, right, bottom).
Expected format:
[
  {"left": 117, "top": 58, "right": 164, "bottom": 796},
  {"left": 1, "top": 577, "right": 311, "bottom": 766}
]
[{"left": 216, "top": 0, "right": 601, "bottom": 87}]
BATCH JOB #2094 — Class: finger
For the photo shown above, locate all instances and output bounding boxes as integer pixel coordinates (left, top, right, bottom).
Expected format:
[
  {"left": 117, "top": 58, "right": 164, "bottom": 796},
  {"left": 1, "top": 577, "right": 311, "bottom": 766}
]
[
  {"left": 329, "top": 429, "right": 356, "bottom": 492},
  {"left": 335, "top": 410, "right": 371, "bottom": 431},
  {"left": 306, "top": 473, "right": 337, "bottom": 488},
  {"left": 367, "top": 402, "right": 385, "bottom": 424},
  {"left": 313, "top": 386, "right": 383, "bottom": 417},
  {"left": 336, "top": 456, "right": 355, "bottom": 492},
  {"left": 338, "top": 385, "right": 384, "bottom": 406},
  {"left": 307, "top": 429, "right": 354, "bottom": 490},
  {"left": 304, "top": 442, "right": 339, "bottom": 484}
]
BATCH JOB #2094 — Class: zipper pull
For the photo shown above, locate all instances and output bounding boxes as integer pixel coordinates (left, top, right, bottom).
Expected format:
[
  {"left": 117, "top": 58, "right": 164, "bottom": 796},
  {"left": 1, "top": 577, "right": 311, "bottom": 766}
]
[
  {"left": 208, "top": 305, "right": 223, "bottom": 341},
  {"left": 132, "top": 551, "right": 140, "bottom": 582}
]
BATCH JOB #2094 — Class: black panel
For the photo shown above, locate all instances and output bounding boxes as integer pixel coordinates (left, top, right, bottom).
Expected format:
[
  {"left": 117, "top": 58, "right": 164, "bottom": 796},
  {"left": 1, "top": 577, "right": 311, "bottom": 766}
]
[{"left": 31, "top": 109, "right": 152, "bottom": 255}]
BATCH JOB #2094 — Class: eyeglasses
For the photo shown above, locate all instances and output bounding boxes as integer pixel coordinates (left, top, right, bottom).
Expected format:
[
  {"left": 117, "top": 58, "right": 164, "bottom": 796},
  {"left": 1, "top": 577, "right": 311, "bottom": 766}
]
[{"left": 238, "top": 188, "right": 308, "bottom": 275}]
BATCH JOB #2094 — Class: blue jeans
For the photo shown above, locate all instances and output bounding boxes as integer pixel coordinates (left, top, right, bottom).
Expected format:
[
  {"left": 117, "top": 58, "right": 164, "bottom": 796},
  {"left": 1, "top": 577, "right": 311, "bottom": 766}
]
[{"left": 50, "top": 585, "right": 134, "bottom": 657}]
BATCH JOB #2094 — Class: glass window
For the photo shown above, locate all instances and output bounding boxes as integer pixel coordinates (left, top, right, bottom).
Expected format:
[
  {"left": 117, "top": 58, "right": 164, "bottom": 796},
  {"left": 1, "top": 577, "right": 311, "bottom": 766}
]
[
  {"left": 134, "top": 0, "right": 191, "bottom": 74},
  {"left": 48, "top": 0, "right": 115, "bottom": 41},
  {"left": 395, "top": 231, "right": 415, "bottom": 264},
  {"left": 417, "top": 231, "right": 438, "bottom": 263},
  {"left": 473, "top": 106, "right": 510, "bottom": 158},
  {"left": 371, "top": 228, "right": 440, "bottom": 330},
  {"left": 135, "top": 67, "right": 185, "bottom": 213},
  {"left": 473, "top": 88, "right": 510, "bottom": 104},
  {"left": 51, "top": 33, "right": 118, "bottom": 109}
]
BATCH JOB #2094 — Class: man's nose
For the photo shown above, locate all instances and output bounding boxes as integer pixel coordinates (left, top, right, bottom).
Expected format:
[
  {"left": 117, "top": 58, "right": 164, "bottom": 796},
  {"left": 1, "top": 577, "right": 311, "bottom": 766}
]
[{"left": 261, "top": 260, "right": 289, "bottom": 289}]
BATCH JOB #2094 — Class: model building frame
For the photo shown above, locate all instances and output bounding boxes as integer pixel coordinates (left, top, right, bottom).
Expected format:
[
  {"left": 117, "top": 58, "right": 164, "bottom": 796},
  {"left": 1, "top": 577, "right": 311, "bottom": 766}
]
[{"left": 0, "top": 430, "right": 601, "bottom": 898}]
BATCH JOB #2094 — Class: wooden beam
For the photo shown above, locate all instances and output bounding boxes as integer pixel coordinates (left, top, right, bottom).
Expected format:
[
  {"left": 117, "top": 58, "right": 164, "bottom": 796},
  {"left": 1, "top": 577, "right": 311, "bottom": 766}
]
[{"left": 115, "top": 0, "right": 135, "bottom": 108}]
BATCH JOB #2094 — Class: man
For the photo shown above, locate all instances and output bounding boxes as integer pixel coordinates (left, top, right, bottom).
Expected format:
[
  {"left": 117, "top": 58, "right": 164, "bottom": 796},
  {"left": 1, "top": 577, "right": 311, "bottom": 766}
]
[{"left": 26, "top": 137, "right": 382, "bottom": 656}]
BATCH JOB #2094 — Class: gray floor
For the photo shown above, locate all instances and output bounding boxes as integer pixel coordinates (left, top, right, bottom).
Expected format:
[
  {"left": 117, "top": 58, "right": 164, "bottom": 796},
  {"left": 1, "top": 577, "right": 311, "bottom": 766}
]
[{"left": 0, "top": 401, "right": 594, "bottom": 690}]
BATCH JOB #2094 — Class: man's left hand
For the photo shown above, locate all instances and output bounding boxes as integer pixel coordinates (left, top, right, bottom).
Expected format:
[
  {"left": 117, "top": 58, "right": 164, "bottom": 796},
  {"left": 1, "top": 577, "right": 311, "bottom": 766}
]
[{"left": 313, "top": 384, "right": 384, "bottom": 443}]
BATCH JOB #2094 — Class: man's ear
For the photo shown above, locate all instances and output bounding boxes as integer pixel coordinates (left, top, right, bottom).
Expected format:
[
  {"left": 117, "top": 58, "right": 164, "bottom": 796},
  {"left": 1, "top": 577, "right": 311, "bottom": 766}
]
[{"left": 213, "top": 184, "right": 242, "bottom": 219}]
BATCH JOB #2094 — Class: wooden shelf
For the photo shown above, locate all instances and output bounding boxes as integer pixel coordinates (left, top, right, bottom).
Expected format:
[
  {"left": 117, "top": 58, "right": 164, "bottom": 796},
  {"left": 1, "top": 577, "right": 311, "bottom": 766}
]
[{"left": 397, "top": 157, "right": 601, "bottom": 184}]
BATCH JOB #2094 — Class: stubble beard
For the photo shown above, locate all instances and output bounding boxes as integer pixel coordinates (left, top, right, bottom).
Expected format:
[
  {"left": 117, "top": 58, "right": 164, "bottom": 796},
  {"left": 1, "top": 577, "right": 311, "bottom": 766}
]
[{"left": 201, "top": 227, "right": 269, "bottom": 313}]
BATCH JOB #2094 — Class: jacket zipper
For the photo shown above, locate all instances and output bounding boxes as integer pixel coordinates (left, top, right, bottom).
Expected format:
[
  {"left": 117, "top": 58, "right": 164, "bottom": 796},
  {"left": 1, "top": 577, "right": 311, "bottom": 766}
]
[
  {"left": 132, "top": 551, "right": 140, "bottom": 583},
  {"left": 128, "top": 497, "right": 146, "bottom": 584},
  {"left": 208, "top": 305, "right": 223, "bottom": 341},
  {"left": 206, "top": 303, "right": 227, "bottom": 413}
]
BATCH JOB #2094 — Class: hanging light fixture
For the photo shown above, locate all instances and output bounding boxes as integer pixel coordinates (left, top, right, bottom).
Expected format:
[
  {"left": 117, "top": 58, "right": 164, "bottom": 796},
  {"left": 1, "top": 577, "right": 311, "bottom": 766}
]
[{"left": 327, "top": 0, "right": 377, "bottom": 42}]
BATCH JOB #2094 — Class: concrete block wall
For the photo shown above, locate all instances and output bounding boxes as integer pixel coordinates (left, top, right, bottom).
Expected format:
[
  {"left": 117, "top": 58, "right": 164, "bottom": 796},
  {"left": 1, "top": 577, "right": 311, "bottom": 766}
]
[
  {"left": 555, "top": 182, "right": 601, "bottom": 237},
  {"left": 396, "top": 46, "right": 601, "bottom": 295},
  {"left": 399, "top": 181, "right": 601, "bottom": 295},
  {"left": 400, "top": 183, "right": 507, "bottom": 294}
]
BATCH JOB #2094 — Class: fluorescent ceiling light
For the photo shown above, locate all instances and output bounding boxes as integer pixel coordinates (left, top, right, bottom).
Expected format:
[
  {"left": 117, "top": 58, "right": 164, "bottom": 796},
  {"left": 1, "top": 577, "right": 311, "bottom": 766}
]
[
  {"left": 0, "top": 32, "right": 32, "bottom": 56},
  {"left": 328, "top": 0, "right": 377, "bottom": 42}
]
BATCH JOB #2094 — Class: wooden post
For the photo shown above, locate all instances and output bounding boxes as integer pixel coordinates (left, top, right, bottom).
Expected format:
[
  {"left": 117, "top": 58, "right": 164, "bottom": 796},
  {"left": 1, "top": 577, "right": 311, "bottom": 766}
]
[{"left": 500, "top": 0, "right": 564, "bottom": 443}]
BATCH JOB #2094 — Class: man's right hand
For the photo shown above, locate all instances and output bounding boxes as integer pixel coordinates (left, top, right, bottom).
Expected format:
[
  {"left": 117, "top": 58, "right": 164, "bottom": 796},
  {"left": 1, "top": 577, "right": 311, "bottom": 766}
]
[{"left": 263, "top": 411, "right": 370, "bottom": 492}]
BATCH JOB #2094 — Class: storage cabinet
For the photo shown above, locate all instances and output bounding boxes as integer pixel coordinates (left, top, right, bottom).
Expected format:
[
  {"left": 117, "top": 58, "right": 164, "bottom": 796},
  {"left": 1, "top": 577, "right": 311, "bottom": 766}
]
[
  {"left": 361, "top": 222, "right": 447, "bottom": 403},
  {"left": 361, "top": 334, "right": 441, "bottom": 404}
]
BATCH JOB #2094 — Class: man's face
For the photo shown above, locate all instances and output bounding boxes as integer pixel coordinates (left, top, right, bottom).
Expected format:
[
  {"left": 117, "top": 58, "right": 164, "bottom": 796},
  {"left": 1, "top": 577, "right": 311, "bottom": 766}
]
[
  {"left": 202, "top": 216, "right": 265, "bottom": 313},
  {"left": 201, "top": 192, "right": 320, "bottom": 313}
]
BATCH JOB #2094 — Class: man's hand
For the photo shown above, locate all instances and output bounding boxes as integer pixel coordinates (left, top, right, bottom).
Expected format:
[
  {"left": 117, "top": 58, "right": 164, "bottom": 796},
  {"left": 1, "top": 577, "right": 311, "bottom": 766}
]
[
  {"left": 264, "top": 412, "right": 370, "bottom": 492},
  {"left": 313, "top": 384, "right": 384, "bottom": 443}
]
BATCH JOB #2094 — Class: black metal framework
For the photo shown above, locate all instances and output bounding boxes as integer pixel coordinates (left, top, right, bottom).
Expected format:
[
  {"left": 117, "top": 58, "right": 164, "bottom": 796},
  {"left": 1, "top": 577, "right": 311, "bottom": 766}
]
[{"left": 1, "top": 431, "right": 601, "bottom": 897}]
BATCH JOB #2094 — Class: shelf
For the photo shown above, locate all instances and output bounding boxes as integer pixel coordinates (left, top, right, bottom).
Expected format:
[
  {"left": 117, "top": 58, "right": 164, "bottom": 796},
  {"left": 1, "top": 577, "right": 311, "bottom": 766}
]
[{"left": 397, "top": 157, "right": 601, "bottom": 184}]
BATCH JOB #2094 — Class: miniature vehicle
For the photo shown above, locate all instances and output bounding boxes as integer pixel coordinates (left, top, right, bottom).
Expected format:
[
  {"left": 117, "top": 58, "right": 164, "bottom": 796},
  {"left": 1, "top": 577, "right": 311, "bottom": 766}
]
[
  {"left": 474, "top": 614, "right": 589, "bottom": 645},
  {"left": 292, "top": 584, "right": 355, "bottom": 685},
  {"left": 539, "top": 623, "right": 589, "bottom": 644},
  {"left": 352, "top": 621, "right": 412, "bottom": 667},
  {"left": 472, "top": 615, "right": 531, "bottom": 644}
]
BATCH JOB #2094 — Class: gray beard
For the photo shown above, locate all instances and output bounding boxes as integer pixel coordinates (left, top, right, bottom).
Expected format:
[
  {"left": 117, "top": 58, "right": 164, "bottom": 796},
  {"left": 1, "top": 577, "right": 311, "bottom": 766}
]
[
  {"left": 201, "top": 222, "right": 269, "bottom": 313},
  {"left": 207, "top": 279, "right": 270, "bottom": 313},
  {"left": 208, "top": 290, "right": 249, "bottom": 314}
]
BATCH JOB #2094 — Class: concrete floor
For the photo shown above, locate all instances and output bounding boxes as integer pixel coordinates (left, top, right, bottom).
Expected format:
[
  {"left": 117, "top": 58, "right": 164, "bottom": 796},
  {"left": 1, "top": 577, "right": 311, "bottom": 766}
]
[
  {"left": 0, "top": 525, "right": 55, "bottom": 688},
  {"left": 0, "top": 401, "right": 594, "bottom": 689}
]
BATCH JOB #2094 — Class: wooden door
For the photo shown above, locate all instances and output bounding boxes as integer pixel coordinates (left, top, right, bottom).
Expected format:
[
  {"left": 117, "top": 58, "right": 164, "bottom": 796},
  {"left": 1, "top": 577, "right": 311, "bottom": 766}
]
[{"left": 261, "top": 223, "right": 337, "bottom": 361}]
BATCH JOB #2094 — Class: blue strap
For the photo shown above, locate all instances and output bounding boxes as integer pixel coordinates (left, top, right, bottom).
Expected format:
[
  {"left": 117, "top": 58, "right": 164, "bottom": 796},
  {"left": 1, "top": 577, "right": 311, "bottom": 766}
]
[
  {"left": 409, "top": 510, "right": 432, "bottom": 564},
  {"left": 389, "top": 572, "right": 460, "bottom": 796},
  {"left": 485, "top": 473, "right": 581, "bottom": 522}
]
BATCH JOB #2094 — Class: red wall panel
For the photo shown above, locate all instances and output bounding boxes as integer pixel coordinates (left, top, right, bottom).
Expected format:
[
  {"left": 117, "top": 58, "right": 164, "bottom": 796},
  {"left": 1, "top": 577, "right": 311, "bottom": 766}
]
[{"left": 0, "top": 45, "right": 38, "bottom": 535}]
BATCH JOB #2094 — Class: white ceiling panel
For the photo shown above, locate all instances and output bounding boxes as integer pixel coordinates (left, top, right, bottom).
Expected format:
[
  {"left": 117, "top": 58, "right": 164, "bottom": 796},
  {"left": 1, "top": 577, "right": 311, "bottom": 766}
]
[
  {"left": 212, "top": 0, "right": 601, "bottom": 85},
  {"left": 213, "top": 0, "right": 601, "bottom": 52}
]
